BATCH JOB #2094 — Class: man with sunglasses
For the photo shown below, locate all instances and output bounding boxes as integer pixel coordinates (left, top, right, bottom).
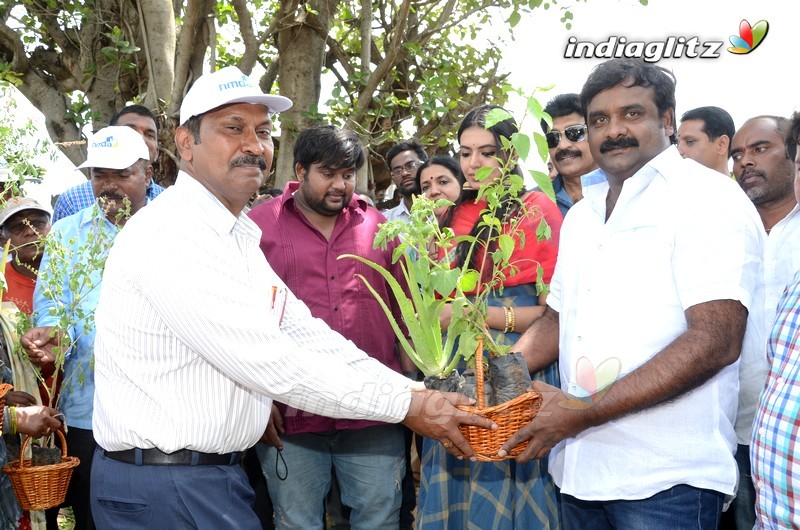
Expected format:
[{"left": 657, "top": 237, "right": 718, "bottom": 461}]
[
  {"left": 541, "top": 93, "right": 598, "bottom": 217},
  {"left": 382, "top": 140, "right": 427, "bottom": 222}
]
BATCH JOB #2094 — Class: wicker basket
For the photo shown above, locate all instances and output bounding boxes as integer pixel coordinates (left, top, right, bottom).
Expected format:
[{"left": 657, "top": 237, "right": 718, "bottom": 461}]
[
  {"left": 3, "top": 429, "right": 80, "bottom": 510},
  {"left": 0, "top": 383, "right": 11, "bottom": 426},
  {"left": 456, "top": 338, "right": 542, "bottom": 461}
]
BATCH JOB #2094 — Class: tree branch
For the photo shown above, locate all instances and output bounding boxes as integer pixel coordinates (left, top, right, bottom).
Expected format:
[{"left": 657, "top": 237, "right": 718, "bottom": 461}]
[
  {"left": 170, "top": 0, "right": 214, "bottom": 120},
  {"left": 232, "top": 0, "right": 259, "bottom": 73},
  {"left": 359, "top": 0, "right": 371, "bottom": 74},
  {"left": 347, "top": 0, "right": 412, "bottom": 126}
]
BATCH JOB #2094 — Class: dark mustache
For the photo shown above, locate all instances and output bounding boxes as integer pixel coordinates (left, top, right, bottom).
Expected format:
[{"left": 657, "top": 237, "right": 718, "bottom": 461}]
[
  {"left": 599, "top": 137, "right": 639, "bottom": 153},
  {"left": 555, "top": 148, "right": 582, "bottom": 162},
  {"left": 230, "top": 155, "right": 267, "bottom": 171},
  {"left": 741, "top": 169, "right": 765, "bottom": 180}
]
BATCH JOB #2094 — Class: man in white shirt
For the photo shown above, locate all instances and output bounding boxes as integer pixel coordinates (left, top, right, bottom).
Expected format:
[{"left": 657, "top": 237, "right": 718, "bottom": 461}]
[
  {"left": 381, "top": 140, "right": 426, "bottom": 222},
  {"left": 677, "top": 106, "right": 735, "bottom": 176},
  {"left": 501, "top": 58, "right": 763, "bottom": 529},
  {"left": 730, "top": 115, "right": 800, "bottom": 529},
  {"left": 88, "top": 66, "right": 494, "bottom": 530}
]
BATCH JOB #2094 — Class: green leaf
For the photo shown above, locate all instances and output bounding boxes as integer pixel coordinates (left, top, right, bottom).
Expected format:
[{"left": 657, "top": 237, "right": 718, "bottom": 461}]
[
  {"left": 458, "top": 270, "right": 480, "bottom": 292},
  {"left": 498, "top": 234, "right": 515, "bottom": 263},
  {"left": 534, "top": 131, "right": 550, "bottom": 163},
  {"left": 508, "top": 11, "right": 521, "bottom": 27},
  {"left": 527, "top": 96, "right": 546, "bottom": 124},
  {"left": 455, "top": 330, "right": 479, "bottom": 364},
  {"left": 430, "top": 268, "right": 460, "bottom": 297},
  {"left": 475, "top": 166, "right": 494, "bottom": 183},
  {"left": 535, "top": 217, "right": 551, "bottom": 242},
  {"left": 484, "top": 108, "right": 513, "bottom": 128},
  {"left": 531, "top": 169, "right": 556, "bottom": 203},
  {"left": 511, "top": 132, "right": 530, "bottom": 161}
]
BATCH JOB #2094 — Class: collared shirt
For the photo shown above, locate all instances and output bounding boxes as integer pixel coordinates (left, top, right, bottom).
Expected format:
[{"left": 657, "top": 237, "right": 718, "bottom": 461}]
[
  {"left": 765, "top": 204, "right": 800, "bottom": 328},
  {"left": 547, "top": 147, "right": 764, "bottom": 500},
  {"left": 34, "top": 205, "right": 121, "bottom": 429},
  {"left": 735, "top": 204, "right": 800, "bottom": 445},
  {"left": 752, "top": 269, "right": 800, "bottom": 529},
  {"left": 551, "top": 174, "right": 575, "bottom": 218},
  {"left": 52, "top": 180, "right": 164, "bottom": 223},
  {"left": 248, "top": 182, "right": 405, "bottom": 434},
  {"left": 92, "top": 172, "right": 413, "bottom": 454},
  {"left": 382, "top": 200, "right": 411, "bottom": 223}
]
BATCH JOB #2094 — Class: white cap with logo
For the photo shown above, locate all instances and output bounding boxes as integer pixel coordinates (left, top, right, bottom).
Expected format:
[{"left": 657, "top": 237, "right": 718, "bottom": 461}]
[
  {"left": 179, "top": 66, "right": 293, "bottom": 125},
  {"left": 0, "top": 197, "right": 52, "bottom": 228},
  {"left": 77, "top": 126, "right": 150, "bottom": 170}
]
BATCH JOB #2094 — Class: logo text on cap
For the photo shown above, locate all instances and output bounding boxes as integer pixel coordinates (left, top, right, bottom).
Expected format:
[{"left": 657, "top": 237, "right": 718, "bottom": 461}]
[
  {"left": 219, "top": 75, "right": 252, "bottom": 92},
  {"left": 92, "top": 136, "right": 119, "bottom": 149}
]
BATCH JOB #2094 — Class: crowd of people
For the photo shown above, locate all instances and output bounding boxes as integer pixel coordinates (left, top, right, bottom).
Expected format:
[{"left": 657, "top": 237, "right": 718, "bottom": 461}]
[{"left": 0, "top": 56, "right": 798, "bottom": 530}]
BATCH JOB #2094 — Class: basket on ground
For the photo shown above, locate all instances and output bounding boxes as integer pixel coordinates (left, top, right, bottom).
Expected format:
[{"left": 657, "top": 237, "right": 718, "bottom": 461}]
[
  {"left": 456, "top": 339, "right": 542, "bottom": 462},
  {"left": 3, "top": 429, "right": 80, "bottom": 511}
]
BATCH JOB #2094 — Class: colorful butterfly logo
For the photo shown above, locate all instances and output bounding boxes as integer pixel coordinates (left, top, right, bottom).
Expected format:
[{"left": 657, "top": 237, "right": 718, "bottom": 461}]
[
  {"left": 559, "top": 356, "right": 622, "bottom": 410},
  {"left": 728, "top": 19, "right": 769, "bottom": 55}
]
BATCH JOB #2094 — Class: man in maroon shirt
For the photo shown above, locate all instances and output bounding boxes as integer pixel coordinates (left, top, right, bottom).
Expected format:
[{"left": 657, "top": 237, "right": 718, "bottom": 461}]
[{"left": 249, "top": 125, "right": 410, "bottom": 530}]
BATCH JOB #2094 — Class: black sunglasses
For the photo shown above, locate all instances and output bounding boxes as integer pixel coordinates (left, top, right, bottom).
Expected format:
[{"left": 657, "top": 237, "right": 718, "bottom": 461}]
[{"left": 546, "top": 124, "right": 588, "bottom": 149}]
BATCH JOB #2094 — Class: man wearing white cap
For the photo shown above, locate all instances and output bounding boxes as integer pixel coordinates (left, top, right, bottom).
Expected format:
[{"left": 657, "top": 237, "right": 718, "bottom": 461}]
[
  {"left": 52, "top": 105, "right": 166, "bottom": 223},
  {"left": 21, "top": 125, "right": 151, "bottom": 530},
  {"left": 88, "top": 66, "right": 494, "bottom": 529}
]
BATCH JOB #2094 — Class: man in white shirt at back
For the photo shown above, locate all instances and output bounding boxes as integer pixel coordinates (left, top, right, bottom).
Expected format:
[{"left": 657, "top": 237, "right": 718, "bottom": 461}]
[{"left": 382, "top": 140, "right": 426, "bottom": 221}]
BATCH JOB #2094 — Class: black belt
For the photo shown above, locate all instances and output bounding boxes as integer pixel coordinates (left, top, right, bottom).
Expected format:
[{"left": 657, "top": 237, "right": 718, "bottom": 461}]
[{"left": 103, "top": 447, "right": 244, "bottom": 466}]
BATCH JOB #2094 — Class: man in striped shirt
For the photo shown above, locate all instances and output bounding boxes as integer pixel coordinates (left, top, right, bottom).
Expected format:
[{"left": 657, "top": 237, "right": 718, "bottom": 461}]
[{"left": 88, "top": 66, "right": 494, "bottom": 530}]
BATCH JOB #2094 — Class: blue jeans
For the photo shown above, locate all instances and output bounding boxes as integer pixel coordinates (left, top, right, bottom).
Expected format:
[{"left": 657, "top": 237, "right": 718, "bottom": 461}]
[
  {"left": 561, "top": 484, "right": 723, "bottom": 530},
  {"left": 257, "top": 424, "right": 405, "bottom": 530},
  {"left": 731, "top": 444, "right": 756, "bottom": 530}
]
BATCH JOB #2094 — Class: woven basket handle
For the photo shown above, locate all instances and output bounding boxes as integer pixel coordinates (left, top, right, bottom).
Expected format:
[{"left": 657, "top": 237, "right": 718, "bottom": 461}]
[
  {"left": 474, "top": 337, "right": 485, "bottom": 409},
  {"left": 18, "top": 428, "right": 68, "bottom": 469}
]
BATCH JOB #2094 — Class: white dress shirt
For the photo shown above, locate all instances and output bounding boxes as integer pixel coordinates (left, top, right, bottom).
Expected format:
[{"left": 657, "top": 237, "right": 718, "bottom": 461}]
[
  {"left": 93, "top": 172, "right": 413, "bottom": 453},
  {"left": 735, "top": 203, "right": 800, "bottom": 444},
  {"left": 547, "top": 147, "right": 764, "bottom": 500},
  {"left": 381, "top": 200, "right": 411, "bottom": 223},
  {"left": 764, "top": 204, "right": 800, "bottom": 328}
]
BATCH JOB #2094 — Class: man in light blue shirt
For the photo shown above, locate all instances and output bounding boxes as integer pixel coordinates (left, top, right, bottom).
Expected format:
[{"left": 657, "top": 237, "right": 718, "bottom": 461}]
[
  {"left": 52, "top": 105, "right": 164, "bottom": 223},
  {"left": 21, "top": 125, "right": 151, "bottom": 530}
]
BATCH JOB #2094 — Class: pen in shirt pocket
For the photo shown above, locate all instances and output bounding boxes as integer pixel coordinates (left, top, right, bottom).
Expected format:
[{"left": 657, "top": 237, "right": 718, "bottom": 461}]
[{"left": 270, "top": 285, "right": 288, "bottom": 325}]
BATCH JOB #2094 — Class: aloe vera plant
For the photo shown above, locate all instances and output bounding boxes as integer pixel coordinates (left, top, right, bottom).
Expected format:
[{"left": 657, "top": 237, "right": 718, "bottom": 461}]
[{"left": 341, "top": 195, "right": 480, "bottom": 377}]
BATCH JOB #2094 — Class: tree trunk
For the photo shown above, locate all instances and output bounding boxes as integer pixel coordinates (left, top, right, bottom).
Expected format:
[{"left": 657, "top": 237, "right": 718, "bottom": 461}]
[
  {"left": 274, "top": 0, "right": 338, "bottom": 189},
  {"left": 139, "top": 0, "right": 177, "bottom": 109}
]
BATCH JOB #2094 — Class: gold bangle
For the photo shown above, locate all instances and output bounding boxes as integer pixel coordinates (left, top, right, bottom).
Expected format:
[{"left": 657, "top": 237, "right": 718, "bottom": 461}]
[{"left": 503, "top": 306, "right": 515, "bottom": 333}]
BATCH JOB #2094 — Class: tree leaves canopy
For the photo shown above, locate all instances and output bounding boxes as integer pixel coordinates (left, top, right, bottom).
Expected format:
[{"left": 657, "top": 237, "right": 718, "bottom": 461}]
[{"left": 0, "top": 0, "right": 571, "bottom": 193}]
